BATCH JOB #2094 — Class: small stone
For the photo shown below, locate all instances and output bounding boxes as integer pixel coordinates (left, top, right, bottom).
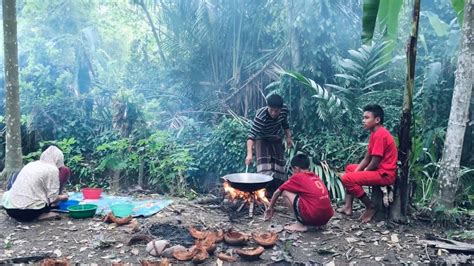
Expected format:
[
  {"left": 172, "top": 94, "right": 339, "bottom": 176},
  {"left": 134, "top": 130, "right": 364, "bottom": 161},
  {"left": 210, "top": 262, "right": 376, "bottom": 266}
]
[
  {"left": 53, "top": 249, "right": 62, "bottom": 257},
  {"left": 131, "top": 248, "right": 139, "bottom": 256},
  {"left": 391, "top": 234, "right": 399, "bottom": 243}
]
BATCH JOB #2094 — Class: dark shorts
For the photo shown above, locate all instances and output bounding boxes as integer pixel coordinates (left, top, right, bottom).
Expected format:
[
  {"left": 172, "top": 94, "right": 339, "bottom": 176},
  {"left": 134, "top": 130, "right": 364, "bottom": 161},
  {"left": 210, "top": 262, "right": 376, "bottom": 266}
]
[
  {"left": 5, "top": 205, "right": 51, "bottom": 222},
  {"left": 292, "top": 195, "right": 307, "bottom": 225}
]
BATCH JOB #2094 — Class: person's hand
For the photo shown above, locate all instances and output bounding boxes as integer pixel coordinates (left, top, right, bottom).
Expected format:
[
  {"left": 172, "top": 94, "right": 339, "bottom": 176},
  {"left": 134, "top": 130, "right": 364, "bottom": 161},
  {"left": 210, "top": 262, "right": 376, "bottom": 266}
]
[
  {"left": 245, "top": 154, "right": 253, "bottom": 166},
  {"left": 286, "top": 137, "right": 293, "bottom": 149},
  {"left": 58, "top": 194, "right": 69, "bottom": 201},
  {"left": 264, "top": 207, "right": 274, "bottom": 221}
]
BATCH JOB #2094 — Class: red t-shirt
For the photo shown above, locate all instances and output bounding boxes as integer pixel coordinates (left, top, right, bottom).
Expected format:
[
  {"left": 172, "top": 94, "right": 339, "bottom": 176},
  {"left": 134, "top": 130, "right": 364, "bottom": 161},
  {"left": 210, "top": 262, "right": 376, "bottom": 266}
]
[
  {"left": 279, "top": 172, "right": 334, "bottom": 226},
  {"left": 368, "top": 126, "right": 398, "bottom": 176}
]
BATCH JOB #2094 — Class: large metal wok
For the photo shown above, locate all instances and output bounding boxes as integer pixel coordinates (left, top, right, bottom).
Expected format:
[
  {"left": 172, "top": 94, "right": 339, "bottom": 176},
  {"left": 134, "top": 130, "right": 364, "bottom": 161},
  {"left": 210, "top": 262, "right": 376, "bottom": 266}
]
[{"left": 222, "top": 173, "right": 273, "bottom": 192}]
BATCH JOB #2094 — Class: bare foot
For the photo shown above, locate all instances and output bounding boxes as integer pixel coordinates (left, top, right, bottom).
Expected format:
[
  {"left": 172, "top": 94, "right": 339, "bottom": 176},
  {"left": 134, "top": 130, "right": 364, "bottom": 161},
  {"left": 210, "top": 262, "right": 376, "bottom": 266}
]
[
  {"left": 284, "top": 222, "right": 308, "bottom": 232},
  {"left": 360, "top": 208, "right": 376, "bottom": 223},
  {"left": 336, "top": 206, "right": 353, "bottom": 216},
  {"left": 38, "top": 212, "right": 60, "bottom": 221}
]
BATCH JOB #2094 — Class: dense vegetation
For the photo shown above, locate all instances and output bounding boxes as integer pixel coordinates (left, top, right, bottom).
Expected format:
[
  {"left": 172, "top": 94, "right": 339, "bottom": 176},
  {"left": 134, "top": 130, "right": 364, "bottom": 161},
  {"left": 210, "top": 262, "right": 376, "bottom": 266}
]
[{"left": 0, "top": 0, "right": 472, "bottom": 212}]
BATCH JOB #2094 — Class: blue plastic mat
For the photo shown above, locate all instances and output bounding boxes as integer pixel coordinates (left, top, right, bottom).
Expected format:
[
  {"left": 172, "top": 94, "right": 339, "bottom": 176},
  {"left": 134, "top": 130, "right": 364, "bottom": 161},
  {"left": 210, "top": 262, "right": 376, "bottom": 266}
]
[{"left": 67, "top": 192, "right": 173, "bottom": 217}]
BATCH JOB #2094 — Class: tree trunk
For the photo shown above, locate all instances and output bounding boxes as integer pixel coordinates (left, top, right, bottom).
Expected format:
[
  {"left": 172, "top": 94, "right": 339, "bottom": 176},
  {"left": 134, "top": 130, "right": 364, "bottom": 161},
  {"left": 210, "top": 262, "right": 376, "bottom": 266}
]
[
  {"left": 138, "top": 158, "right": 145, "bottom": 188},
  {"left": 390, "top": 0, "right": 420, "bottom": 223},
  {"left": 437, "top": 0, "right": 473, "bottom": 209},
  {"left": 285, "top": 0, "right": 302, "bottom": 123},
  {"left": 1, "top": 0, "right": 23, "bottom": 182},
  {"left": 137, "top": 0, "right": 167, "bottom": 64},
  {"left": 285, "top": 0, "right": 301, "bottom": 69}
]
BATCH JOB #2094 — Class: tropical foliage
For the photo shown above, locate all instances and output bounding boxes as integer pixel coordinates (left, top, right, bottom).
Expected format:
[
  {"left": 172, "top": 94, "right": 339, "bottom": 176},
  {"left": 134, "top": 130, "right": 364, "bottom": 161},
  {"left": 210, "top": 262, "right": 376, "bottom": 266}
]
[{"left": 0, "top": 0, "right": 472, "bottom": 208}]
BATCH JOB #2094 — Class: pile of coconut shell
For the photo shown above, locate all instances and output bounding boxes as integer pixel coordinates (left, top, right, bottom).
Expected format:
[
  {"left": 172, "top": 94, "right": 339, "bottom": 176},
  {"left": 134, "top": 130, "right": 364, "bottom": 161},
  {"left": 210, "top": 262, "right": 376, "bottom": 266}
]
[{"left": 145, "top": 226, "right": 279, "bottom": 264}]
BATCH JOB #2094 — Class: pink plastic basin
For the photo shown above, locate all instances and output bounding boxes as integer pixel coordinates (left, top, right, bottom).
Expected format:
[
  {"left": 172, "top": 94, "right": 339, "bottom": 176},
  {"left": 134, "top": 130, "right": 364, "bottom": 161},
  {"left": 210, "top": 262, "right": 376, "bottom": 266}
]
[{"left": 82, "top": 188, "right": 102, "bottom": 199}]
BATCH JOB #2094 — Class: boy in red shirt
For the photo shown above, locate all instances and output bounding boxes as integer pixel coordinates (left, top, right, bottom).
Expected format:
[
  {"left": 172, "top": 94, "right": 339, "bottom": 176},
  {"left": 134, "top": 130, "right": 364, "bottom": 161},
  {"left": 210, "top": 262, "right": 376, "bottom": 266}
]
[
  {"left": 264, "top": 154, "right": 334, "bottom": 232},
  {"left": 337, "top": 104, "right": 398, "bottom": 223}
]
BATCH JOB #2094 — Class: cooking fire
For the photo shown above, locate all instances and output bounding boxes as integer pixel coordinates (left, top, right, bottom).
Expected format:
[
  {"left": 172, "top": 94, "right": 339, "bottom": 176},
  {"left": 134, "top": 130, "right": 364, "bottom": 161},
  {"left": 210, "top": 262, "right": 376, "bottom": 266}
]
[{"left": 223, "top": 181, "right": 269, "bottom": 217}]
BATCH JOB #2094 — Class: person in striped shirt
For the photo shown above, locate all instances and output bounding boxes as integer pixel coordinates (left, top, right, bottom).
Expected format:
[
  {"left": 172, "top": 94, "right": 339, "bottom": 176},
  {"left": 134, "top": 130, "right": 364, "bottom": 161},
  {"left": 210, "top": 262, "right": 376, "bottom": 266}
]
[{"left": 245, "top": 94, "right": 293, "bottom": 195}]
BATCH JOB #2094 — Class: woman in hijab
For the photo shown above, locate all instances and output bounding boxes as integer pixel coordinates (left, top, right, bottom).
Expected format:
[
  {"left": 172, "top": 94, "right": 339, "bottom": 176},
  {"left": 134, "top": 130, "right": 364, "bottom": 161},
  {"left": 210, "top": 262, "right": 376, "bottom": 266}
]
[{"left": 2, "top": 146, "right": 69, "bottom": 222}]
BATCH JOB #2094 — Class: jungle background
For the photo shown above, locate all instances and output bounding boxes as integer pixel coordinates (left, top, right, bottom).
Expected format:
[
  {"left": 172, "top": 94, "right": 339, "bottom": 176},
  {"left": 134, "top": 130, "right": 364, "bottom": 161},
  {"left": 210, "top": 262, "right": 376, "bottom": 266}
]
[{"left": 0, "top": 0, "right": 472, "bottom": 219}]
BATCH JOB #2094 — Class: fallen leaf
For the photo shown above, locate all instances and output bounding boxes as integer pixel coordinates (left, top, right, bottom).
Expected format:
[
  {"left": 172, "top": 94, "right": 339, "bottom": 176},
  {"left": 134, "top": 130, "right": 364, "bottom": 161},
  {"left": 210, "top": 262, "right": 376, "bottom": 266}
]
[
  {"left": 80, "top": 247, "right": 87, "bottom": 252},
  {"left": 131, "top": 248, "right": 139, "bottom": 256},
  {"left": 375, "top": 257, "right": 383, "bottom": 261},
  {"left": 115, "top": 243, "right": 124, "bottom": 248},
  {"left": 345, "top": 237, "right": 358, "bottom": 243},
  {"left": 354, "top": 231, "right": 363, "bottom": 237},
  {"left": 391, "top": 234, "right": 399, "bottom": 243},
  {"left": 381, "top": 230, "right": 390, "bottom": 235}
]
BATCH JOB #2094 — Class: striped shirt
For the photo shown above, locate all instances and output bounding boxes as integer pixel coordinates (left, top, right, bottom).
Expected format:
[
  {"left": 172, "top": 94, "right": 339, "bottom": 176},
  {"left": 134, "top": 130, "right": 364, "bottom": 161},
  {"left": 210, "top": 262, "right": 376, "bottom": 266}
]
[{"left": 248, "top": 105, "right": 290, "bottom": 140}]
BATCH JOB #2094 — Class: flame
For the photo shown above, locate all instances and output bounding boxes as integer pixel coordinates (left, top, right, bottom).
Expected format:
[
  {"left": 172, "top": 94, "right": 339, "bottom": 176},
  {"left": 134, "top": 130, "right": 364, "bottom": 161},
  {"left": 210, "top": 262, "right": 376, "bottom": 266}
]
[
  {"left": 223, "top": 181, "right": 269, "bottom": 206},
  {"left": 255, "top": 188, "right": 270, "bottom": 205}
]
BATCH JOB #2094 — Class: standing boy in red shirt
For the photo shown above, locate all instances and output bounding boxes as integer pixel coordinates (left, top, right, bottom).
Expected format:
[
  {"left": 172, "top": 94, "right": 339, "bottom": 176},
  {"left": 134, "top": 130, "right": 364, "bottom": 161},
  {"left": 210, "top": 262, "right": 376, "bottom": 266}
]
[
  {"left": 264, "top": 154, "right": 334, "bottom": 232},
  {"left": 337, "top": 104, "right": 398, "bottom": 223}
]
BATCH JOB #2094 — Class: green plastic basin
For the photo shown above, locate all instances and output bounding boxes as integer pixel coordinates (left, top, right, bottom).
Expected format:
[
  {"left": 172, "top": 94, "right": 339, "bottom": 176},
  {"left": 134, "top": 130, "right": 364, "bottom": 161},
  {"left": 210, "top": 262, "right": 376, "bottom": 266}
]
[
  {"left": 110, "top": 203, "right": 134, "bottom": 218},
  {"left": 67, "top": 204, "right": 98, "bottom": 219}
]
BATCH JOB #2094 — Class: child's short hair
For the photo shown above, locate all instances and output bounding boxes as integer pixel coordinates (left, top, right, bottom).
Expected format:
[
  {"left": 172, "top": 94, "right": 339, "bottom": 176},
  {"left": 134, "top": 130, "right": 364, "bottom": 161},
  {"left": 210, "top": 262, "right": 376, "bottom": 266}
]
[
  {"left": 291, "top": 154, "right": 310, "bottom": 169},
  {"left": 363, "top": 104, "right": 384, "bottom": 124},
  {"left": 266, "top": 94, "right": 284, "bottom": 108}
]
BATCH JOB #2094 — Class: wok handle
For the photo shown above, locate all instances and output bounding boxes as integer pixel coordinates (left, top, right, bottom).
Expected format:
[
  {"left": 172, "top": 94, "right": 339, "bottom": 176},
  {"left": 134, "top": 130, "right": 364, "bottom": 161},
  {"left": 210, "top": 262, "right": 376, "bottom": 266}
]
[{"left": 245, "top": 165, "right": 249, "bottom": 173}]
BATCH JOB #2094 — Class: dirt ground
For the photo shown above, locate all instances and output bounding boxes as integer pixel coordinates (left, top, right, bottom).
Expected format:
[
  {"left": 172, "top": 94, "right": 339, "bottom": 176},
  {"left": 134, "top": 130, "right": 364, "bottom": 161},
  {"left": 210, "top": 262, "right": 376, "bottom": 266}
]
[{"left": 0, "top": 194, "right": 472, "bottom": 265}]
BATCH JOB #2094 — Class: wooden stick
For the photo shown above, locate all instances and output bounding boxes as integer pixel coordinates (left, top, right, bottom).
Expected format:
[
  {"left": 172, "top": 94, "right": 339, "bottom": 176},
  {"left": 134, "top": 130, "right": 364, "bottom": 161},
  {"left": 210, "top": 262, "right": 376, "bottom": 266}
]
[
  {"left": 237, "top": 202, "right": 246, "bottom": 212},
  {"left": 249, "top": 198, "right": 255, "bottom": 218}
]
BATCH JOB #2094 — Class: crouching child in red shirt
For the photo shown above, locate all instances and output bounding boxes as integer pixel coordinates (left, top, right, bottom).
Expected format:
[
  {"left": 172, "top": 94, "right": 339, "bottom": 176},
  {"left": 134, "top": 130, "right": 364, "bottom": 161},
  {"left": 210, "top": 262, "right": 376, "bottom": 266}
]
[{"left": 264, "top": 154, "right": 334, "bottom": 232}]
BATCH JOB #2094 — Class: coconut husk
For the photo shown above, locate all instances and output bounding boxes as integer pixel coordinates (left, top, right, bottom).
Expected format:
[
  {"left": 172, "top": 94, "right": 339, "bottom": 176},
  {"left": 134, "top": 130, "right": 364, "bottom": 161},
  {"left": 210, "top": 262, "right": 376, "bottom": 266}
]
[
  {"left": 217, "top": 252, "right": 237, "bottom": 263},
  {"left": 194, "top": 232, "right": 217, "bottom": 254},
  {"left": 188, "top": 227, "right": 209, "bottom": 239},
  {"left": 224, "top": 229, "right": 247, "bottom": 246},
  {"left": 103, "top": 213, "right": 132, "bottom": 226},
  {"left": 215, "top": 229, "right": 224, "bottom": 243},
  {"left": 140, "top": 259, "right": 170, "bottom": 266},
  {"left": 40, "top": 258, "right": 70, "bottom": 266},
  {"left": 252, "top": 231, "right": 278, "bottom": 248},
  {"left": 235, "top": 246, "right": 265, "bottom": 261},
  {"left": 173, "top": 245, "right": 198, "bottom": 261},
  {"left": 191, "top": 247, "right": 209, "bottom": 264}
]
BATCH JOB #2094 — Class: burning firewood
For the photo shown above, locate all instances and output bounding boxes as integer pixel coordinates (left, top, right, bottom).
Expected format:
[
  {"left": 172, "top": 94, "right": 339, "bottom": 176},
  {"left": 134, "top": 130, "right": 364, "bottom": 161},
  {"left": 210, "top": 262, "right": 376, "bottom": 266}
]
[
  {"left": 252, "top": 232, "right": 278, "bottom": 248},
  {"left": 235, "top": 246, "right": 265, "bottom": 261},
  {"left": 217, "top": 252, "right": 238, "bottom": 263},
  {"left": 224, "top": 229, "right": 248, "bottom": 246}
]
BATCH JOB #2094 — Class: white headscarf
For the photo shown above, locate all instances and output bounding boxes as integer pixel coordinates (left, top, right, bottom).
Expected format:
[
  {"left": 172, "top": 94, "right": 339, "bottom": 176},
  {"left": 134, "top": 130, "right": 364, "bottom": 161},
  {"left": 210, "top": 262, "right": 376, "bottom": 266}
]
[{"left": 40, "top": 146, "right": 65, "bottom": 168}]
